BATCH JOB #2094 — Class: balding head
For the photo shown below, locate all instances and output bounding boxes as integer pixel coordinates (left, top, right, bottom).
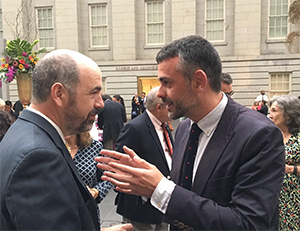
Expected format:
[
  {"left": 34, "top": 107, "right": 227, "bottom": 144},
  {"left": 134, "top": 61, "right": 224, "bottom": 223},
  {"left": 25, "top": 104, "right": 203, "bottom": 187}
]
[{"left": 32, "top": 49, "right": 101, "bottom": 104}]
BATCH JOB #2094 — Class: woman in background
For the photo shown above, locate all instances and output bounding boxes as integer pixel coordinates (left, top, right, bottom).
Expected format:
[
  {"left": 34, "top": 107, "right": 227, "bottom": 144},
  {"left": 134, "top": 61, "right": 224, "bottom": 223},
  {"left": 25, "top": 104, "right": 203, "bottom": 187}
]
[
  {"left": 65, "top": 131, "right": 112, "bottom": 225},
  {"left": 269, "top": 95, "right": 300, "bottom": 231},
  {"left": 113, "top": 94, "right": 127, "bottom": 123}
]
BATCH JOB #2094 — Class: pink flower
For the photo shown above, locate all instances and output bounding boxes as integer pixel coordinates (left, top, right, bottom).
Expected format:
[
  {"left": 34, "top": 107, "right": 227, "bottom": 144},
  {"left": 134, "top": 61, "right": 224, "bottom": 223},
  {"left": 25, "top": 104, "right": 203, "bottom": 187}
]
[
  {"left": 13, "top": 61, "right": 18, "bottom": 67},
  {"left": 24, "top": 63, "right": 30, "bottom": 70},
  {"left": 22, "top": 52, "right": 28, "bottom": 56},
  {"left": 0, "top": 80, "right": 2, "bottom": 88}
]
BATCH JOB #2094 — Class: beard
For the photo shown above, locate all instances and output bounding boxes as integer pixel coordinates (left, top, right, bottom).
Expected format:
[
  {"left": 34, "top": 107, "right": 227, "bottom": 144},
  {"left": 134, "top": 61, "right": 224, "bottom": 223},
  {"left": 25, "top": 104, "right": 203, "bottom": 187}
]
[
  {"left": 65, "top": 101, "right": 99, "bottom": 135},
  {"left": 163, "top": 85, "right": 198, "bottom": 120}
]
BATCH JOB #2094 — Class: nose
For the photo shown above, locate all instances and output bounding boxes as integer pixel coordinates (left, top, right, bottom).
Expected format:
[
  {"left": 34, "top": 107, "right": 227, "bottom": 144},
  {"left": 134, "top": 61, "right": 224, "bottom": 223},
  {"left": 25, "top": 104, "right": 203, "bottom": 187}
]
[
  {"left": 95, "top": 92, "right": 104, "bottom": 109},
  {"left": 156, "top": 85, "right": 166, "bottom": 99}
]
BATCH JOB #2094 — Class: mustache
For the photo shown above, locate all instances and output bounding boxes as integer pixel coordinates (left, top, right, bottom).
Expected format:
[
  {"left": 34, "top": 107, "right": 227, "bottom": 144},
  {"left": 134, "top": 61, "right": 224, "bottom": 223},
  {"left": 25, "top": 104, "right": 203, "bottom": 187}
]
[
  {"left": 162, "top": 97, "right": 173, "bottom": 105},
  {"left": 89, "top": 108, "right": 100, "bottom": 116}
]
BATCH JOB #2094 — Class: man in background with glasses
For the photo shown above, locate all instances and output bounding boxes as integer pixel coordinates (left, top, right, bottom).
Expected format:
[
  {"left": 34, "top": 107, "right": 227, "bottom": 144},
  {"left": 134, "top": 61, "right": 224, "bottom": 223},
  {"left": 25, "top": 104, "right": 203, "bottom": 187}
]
[{"left": 221, "top": 72, "right": 234, "bottom": 97}]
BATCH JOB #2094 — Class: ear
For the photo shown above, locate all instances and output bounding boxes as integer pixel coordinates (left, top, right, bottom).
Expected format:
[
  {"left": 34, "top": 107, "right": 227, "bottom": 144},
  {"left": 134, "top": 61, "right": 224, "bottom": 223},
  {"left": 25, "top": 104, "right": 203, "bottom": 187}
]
[
  {"left": 50, "top": 83, "right": 69, "bottom": 107},
  {"left": 193, "top": 69, "right": 207, "bottom": 90},
  {"left": 156, "top": 103, "right": 162, "bottom": 111}
]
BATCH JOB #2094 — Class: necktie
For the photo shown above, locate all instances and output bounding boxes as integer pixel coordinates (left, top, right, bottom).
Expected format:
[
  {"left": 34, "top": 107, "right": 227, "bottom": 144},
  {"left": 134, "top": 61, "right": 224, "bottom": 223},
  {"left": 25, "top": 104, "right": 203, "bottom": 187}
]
[
  {"left": 162, "top": 123, "right": 173, "bottom": 156},
  {"left": 180, "top": 123, "right": 202, "bottom": 190}
]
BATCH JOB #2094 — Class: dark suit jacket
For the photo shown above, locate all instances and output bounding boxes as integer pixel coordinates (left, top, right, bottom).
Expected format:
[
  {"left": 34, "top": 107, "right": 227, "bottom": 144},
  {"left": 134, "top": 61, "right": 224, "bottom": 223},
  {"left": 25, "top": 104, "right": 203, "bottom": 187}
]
[
  {"left": 97, "top": 99, "right": 126, "bottom": 144},
  {"left": 115, "top": 112, "right": 173, "bottom": 224},
  {"left": 0, "top": 110, "right": 99, "bottom": 230},
  {"left": 164, "top": 98, "right": 285, "bottom": 230}
]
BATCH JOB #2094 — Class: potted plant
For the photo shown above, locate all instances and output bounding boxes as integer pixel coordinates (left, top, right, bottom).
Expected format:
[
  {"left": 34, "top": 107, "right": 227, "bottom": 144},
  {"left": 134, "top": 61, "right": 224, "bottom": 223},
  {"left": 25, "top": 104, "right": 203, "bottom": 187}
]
[{"left": 0, "top": 38, "right": 46, "bottom": 105}]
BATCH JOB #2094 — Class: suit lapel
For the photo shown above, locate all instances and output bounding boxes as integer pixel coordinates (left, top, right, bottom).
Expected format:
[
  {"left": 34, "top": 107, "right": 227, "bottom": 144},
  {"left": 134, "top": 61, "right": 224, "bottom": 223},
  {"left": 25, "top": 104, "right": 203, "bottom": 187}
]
[
  {"left": 171, "top": 119, "right": 191, "bottom": 183},
  {"left": 19, "top": 110, "right": 99, "bottom": 228},
  {"left": 192, "top": 99, "right": 239, "bottom": 194}
]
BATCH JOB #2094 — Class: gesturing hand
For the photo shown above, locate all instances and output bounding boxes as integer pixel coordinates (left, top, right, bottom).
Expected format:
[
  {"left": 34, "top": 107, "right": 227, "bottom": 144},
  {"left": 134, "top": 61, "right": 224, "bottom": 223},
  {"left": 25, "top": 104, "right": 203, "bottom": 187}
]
[{"left": 95, "top": 146, "right": 164, "bottom": 198}]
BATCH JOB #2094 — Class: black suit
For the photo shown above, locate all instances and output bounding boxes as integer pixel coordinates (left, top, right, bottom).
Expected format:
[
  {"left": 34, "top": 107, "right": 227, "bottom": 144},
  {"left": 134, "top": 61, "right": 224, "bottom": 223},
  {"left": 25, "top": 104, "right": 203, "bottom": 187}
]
[
  {"left": 115, "top": 112, "right": 173, "bottom": 224},
  {"left": 164, "top": 98, "right": 285, "bottom": 230},
  {"left": 97, "top": 99, "right": 126, "bottom": 145},
  {"left": 0, "top": 110, "right": 99, "bottom": 230}
]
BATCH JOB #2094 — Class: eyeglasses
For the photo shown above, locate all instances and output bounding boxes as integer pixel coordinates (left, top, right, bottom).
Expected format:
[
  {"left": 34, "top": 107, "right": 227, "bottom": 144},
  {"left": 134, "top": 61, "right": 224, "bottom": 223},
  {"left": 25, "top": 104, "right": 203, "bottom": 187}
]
[{"left": 225, "top": 91, "right": 235, "bottom": 97}]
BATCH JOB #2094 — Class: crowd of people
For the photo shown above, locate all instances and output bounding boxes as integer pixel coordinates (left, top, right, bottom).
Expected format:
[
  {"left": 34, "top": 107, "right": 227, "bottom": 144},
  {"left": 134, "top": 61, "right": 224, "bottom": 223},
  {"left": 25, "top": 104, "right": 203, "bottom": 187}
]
[{"left": 0, "top": 35, "right": 299, "bottom": 231}]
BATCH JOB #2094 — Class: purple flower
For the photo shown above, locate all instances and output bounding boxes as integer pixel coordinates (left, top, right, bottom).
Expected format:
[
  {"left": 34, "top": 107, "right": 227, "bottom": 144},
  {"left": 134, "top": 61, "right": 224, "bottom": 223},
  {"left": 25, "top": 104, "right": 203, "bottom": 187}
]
[
  {"left": 24, "top": 63, "right": 30, "bottom": 70},
  {"left": 22, "top": 52, "right": 28, "bottom": 56},
  {"left": 5, "top": 68, "right": 15, "bottom": 82},
  {"left": 0, "top": 80, "right": 2, "bottom": 88}
]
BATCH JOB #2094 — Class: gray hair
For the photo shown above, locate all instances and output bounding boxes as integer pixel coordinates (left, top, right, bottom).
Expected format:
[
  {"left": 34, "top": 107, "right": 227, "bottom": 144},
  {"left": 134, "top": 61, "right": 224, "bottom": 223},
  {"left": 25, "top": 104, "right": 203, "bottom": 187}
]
[
  {"left": 145, "top": 87, "right": 164, "bottom": 111},
  {"left": 270, "top": 95, "right": 300, "bottom": 134},
  {"left": 221, "top": 73, "right": 233, "bottom": 84},
  {"left": 32, "top": 52, "right": 79, "bottom": 103}
]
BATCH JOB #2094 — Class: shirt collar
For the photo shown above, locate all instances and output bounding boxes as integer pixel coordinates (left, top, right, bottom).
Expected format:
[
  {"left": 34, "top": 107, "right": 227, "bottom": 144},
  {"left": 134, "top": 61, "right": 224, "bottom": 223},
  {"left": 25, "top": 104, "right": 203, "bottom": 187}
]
[
  {"left": 146, "top": 109, "right": 163, "bottom": 130},
  {"left": 26, "top": 107, "right": 66, "bottom": 143},
  {"left": 191, "top": 92, "right": 228, "bottom": 137}
]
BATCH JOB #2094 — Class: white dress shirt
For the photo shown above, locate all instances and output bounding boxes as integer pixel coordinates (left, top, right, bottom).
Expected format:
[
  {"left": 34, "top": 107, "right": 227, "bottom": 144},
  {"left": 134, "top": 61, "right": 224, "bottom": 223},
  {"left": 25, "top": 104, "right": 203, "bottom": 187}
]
[
  {"left": 150, "top": 93, "right": 228, "bottom": 213},
  {"left": 146, "top": 109, "right": 172, "bottom": 170}
]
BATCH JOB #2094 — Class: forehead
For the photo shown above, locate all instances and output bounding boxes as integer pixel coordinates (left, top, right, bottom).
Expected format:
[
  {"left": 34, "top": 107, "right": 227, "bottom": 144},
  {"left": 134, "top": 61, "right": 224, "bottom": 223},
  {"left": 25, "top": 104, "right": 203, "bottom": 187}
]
[{"left": 78, "top": 64, "right": 102, "bottom": 90}]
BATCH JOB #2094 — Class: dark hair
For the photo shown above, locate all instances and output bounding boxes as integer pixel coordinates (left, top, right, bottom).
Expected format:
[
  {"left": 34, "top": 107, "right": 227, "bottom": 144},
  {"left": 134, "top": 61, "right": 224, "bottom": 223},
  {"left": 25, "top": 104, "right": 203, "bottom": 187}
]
[
  {"left": 102, "top": 94, "right": 112, "bottom": 101},
  {"left": 156, "top": 35, "right": 222, "bottom": 92},
  {"left": 270, "top": 95, "right": 300, "bottom": 134},
  {"left": 113, "top": 94, "right": 125, "bottom": 108},
  {"left": 221, "top": 73, "right": 233, "bottom": 84},
  {"left": 0, "top": 110, "right": 13, "bottom": 141},
  {"left": 32, "top": 53, "right": 79, "bottom": 103},
  {"left": 5, "top": 101, "right": 12, "bottom": 107}
]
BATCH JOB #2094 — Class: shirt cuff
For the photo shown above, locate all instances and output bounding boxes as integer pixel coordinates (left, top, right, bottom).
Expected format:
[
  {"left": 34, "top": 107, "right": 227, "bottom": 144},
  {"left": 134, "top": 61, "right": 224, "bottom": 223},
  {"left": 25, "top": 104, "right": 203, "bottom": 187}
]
[{"left": 150, "top": 177, "right": 176, "bottom": 214}]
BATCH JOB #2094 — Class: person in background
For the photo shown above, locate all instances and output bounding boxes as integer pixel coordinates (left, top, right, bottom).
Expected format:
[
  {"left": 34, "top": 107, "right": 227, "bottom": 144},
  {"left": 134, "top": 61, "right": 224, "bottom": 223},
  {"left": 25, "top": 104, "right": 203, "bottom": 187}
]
[
  {"left": 13, "top": 100, "right": 23, "bottom": 119},
  {"left": 4, "top": 100, "right": 17, "bottom": 121},
  {"left": 113, "top": 94, "right": 127, "bottom": 123},
  {"left": 256, "top": 90, "right": 269, "bottom": 102},
  {"left": 65, "top": 131, "right": 113, "bottom": 224},
  {"left": 97, "top": 94, "right": 126, "bottom": 150},
  {"left": 221, "top": 72, "right": 234, "bottom": 97},
  {"left": 114, "top": 86, "right": 173, "bottom": 231},
  {"left": 96, "top": 35, "right": 285, "bottom": 231},
  {"left": 251, "top": 101, "right": 259, "bottom": 110},
  {"left": 140, "top": 92, "right": 146, "bottom": 113},
  {"left": 131, "top": 93, "right": 141, "bottom": 119},
  {"left": 269, "top": 95, "right": 300, "bottom": 231},
  {"left": 257, "top": 100, "right": 268, "bottom": 116},
  {"left": 0, "top": 110, "right": 13, "bottom": 142},
  {"left": 0, "top": 98, "right": 5, "bottom": 110},
  {"left": 0, "top": 49, "right": 132, "bottom": 231}
]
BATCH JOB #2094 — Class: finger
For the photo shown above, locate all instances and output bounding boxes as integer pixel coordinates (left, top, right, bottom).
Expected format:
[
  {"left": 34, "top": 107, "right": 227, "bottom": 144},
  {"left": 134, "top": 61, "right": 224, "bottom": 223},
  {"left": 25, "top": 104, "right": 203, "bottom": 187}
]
[
  {"left": 100, "top": 149, "right": 126, "bottom": 160},
  {"left": 97, "top": 162, "right": 117, "bottom": 172},
  {"left": 101, "top": 174, "right": 132, "bottom": 190},
  {"left": 123, "top": 146, "right": 137, "bottom": 159}
]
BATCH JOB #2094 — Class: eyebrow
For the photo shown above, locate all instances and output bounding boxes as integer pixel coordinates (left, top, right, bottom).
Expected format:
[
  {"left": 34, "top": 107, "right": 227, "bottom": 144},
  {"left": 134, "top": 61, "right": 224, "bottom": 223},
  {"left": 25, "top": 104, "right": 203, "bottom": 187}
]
[
  {"left": 90, "top": 86, "right": 102, "bottom": 94},
  {"left": 158, "top": 76, "right": 169, "bottom": 82}
]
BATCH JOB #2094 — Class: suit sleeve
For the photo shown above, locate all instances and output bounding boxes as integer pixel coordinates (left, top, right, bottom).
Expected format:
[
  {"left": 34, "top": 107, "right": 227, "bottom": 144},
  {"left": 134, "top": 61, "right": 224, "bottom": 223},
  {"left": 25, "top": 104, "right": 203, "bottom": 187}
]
[
  {"left": 5, "top": 148, "right": 92, "bottom": 230},
  {"left": 164, "top": 125, "right": 285, "bottom": 230}
]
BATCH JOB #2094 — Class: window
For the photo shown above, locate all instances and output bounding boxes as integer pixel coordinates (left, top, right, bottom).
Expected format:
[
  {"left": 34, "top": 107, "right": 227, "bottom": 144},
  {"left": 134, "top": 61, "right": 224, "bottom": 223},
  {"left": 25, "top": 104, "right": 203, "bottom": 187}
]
[
  {"left": 270, "top": 73, "right": 290, "bottom": 98},
  {"left": 268, "top": 0, "right": 289, "bottom": 39},
  {"left": 89, "top": 4, "right": 108, "bottom": 47},
  {"left": 36, "top": 7, "right": 54, "bottom": 49},
  {"left": 206, "top": 0, "right": 225, "bottom": 41},
  {"left": 0, "top": 10, "right": 3, "bottom": 39},
  {"left": 146, "top": 1, "right": 164, "bottom": 45}
]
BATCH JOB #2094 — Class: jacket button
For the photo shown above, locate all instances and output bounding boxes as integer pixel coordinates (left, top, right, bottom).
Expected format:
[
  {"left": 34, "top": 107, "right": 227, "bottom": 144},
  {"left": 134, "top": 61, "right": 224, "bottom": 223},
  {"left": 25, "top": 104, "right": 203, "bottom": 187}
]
[
  {"left": 178, "top": 222, "right": 184, "bottom": 229},
  {"left": 167, "top": 175, "right": 171, "bottom": 180},
  {"left": 86, "top": 200, "right": 90, "bottom": 205},
  {"left": 173, "top": 220, "right": 179, "bottom": 226}
]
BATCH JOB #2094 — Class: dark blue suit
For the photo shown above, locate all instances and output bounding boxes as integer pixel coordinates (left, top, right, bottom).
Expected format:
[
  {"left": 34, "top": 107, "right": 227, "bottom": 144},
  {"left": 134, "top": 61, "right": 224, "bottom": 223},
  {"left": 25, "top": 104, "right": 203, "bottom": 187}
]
[
  {"left": 165, "top": 98, "right": 285, "bottom": 230},
  {"left": 0, "top": 110, "right": 99, "bottom": 230},
  {"left": 115, "top": 112, "right": 173, "bottom": 224}
]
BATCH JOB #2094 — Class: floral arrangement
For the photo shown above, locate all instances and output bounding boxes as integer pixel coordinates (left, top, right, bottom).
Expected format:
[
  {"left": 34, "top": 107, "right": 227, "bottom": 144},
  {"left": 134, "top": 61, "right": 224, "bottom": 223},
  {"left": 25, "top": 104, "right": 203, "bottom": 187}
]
[{"left": 0, "top": 39, "right": 46, "bottom": 87}]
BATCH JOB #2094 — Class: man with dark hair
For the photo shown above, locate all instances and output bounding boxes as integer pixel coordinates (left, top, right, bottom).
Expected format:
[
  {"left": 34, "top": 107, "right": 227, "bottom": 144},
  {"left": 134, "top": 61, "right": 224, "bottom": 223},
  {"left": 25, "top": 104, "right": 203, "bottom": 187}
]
[
  {"left": 97, "top": 94, "right": 126, "bottom": 150},
  {"left": 97, "top": 35, "right": 285, "bottom": 230},
  {"left": 0, "top": 49, "right": 132, "bottom": 231},
  {"left": 4, "top": 100, "right": 17, "bottom": 120},
  {"left": 115, "top": 86, "right": 173, "bottom": 231},
  {"left": 221, "top": 72, "right": 234, "bottom": 97}
]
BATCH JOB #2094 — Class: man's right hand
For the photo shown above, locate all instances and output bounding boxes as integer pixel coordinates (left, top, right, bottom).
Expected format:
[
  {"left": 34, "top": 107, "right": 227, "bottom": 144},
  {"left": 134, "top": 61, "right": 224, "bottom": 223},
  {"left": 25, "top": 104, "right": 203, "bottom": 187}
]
[{"left": 102, "top": 223, "right": 133, "bottom": 231}]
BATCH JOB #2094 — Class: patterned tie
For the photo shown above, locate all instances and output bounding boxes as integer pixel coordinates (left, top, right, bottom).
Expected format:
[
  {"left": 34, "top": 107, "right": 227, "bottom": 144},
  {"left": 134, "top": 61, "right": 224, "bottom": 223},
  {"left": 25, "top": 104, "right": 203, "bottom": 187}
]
[
  {"left": 180, "top": 123, "right": 202, "bottom": 190},
  {"left": 162, "top": 123, "right": 173, "bottom": 156}
]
